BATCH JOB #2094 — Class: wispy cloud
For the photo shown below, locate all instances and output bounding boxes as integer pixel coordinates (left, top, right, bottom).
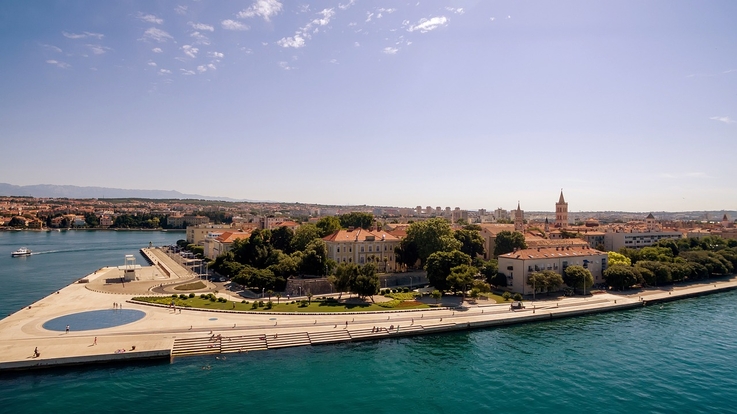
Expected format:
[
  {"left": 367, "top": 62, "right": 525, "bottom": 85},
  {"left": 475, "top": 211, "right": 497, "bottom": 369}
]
[
  {"left": 152, "top": 47, "right": 163, "bottom": 53},
  {"left": 142, "top": 27, "right": 173, "bottom": 43},
  {"left": 180, "top": 69, "right": 196, "bottom": 76},
  {"left": 237, "top": 0, "right": 283, "bottom": 22},
  {"left": 137, "top": 12, "right": 163, "bottom": 24},
  {"left": 189, "top": 22, "right": 214, "bottom": 32},
  {"left": 277, "top": 8, "right": 335, "bottom": 48},
  {"left": 87, "top": 44, "right": 111, "bottom": 55},
  {"left": 222, "top": 19, "right": 249, "bottom": 31},
  {"left": 382, "top": 47, "right": 399, "bottom": 55},
  {"left": 62, "top": 31, "right": 104, "bottom": 39},
  {"left": 46, "top": 59, "right": 70, "bottom": 69},
  {"left": 190, "top": 32, "right": 210, "bottom": 45},
  {"left": 278, "top": 61, "right": 293, "bottom": 70},
  {"left": 709, "top": 116, "right": 734, "bottom": 124},
  {"left": 181, "top": 45, "right": 199, "bottom": 58},
  {"left": 407, "top": 16, "right": 448, "bottom": 33},
  {"left": 338, "top": 0, "right": 356, "bottom": 10},
  {"left": 159, "top": 68, "right": 172, "bottom": 74},
  {"left": 147, "top": 61, "right": 157, "bottom": 67},
  {"left": 208, "top": 51, "right": 224, "bottom": 59},
  {"left": 196, "top": 63, "right": 217, "bottom": 73},
  {"left": 41, "top": 44, "right": 62, "bottom": 53},
  {"left": 174, "top": 5, "right": 188, "bottom": 15},
  {"left": 445, "top": 7, "right": 464, "bottom": 15}
]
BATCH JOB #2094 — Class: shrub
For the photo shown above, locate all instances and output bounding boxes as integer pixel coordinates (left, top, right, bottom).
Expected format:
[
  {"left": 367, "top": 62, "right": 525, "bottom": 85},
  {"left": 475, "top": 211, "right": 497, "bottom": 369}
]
[
  {"left": 251, "top": 301, "right": 258, "bottom": 309},
  {"left": 502, "top": 291, "right": 512, "bottom": 301},
  {"left": 513, "top": 293, "right": 523, "bottom": 301},
  {"left": 200, "top": 294, "right": 207, "bottom": 299},
  {"left": 299, "top": 300, "right": 309, "bottom": 307},
  {"left": 171, "top": 294, "right": 178, "bottom": 298},
  {"left": 241, "top": 300, "right": 246, "bottom": 303},
  {"left": 179, "top": 294, "right": 188, "bottom": 299},
  {"left": 403, "top": 287, "right": 409, "bottom": 293},
  {"left": 258, "top": 300, "right": 265, "bottom": 307},
  {"left": 265, "top": 301, "right": 273, "bottom": 309},
  {"left": 209, "top": 296, "right": 216, "bottom": 302},
  {"left": 189, "top": 293, "right": 195, "bottom": 298}
]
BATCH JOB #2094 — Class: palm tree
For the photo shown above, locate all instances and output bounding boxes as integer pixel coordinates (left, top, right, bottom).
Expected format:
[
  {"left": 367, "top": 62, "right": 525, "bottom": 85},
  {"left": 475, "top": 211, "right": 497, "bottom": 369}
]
[
  {"left": 307, "top": 292, "right": 313, "bottom": 304},
  {"left": 266, "top": 290, "right": 273, "bottom": 301},
  {"left": 275, "top": 293, "right": 282, "bottom": 304}
]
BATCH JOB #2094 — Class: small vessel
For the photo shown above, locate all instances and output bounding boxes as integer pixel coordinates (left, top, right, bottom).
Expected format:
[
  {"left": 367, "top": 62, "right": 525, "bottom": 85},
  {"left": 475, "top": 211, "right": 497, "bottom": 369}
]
[{"left": 11, "top": 247, "right": 32, "bottom": 257}]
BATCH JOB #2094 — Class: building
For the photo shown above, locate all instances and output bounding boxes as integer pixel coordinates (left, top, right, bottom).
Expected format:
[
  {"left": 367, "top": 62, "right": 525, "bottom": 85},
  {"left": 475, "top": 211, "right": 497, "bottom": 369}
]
[
  {"left": 323, "top": 228, "right": 402, "bottom": 272},
  {"left": 203, "top": 231, "right": 251, "bottom": 260},
  {"left": 478, "top": 224, "right": 516, "bottom": 259},
  {"left": 555, "top": 190, "right": 568, "bottom": 228},
  {"left": 498, "top": 245, "right": 608, "bottom": 294},
  {"left": 186, "top": 224, "right": 234, "bottom": 245},
  {"left": 604, "top": 227, "right": 682, "bottom": 251},
  {"left": 168, "top": 215, "right": 211, "bottom": 229},
  {"left": 514, "top": 202, "right": 524, "bottom": 232}
]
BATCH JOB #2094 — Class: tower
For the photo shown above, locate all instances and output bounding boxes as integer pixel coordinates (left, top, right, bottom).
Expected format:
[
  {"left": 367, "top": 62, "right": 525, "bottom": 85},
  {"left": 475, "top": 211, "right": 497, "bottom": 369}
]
[
  {"left": 645, "top": 213, "right": 656, "bottom": 232},
  {"left": 555, "top": 189, "right": 568, "bottom": 228},
  {"left": 544, "top": 217, "right": 550, "bottom": 233},
  {"left": 514, "top": 202, "right": 525, "bottom": 233}
]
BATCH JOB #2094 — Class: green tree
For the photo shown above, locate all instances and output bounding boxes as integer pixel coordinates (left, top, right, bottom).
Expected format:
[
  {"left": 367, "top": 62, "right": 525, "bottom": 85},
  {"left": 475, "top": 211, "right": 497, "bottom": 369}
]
[
  {"left": 395, "top": 240, "right": 420, "bottom": 269},
  {"left": 291, "top": 223, "right": 322, "bottom": 252},
  {"left": 339, "top": 212, "right": 374, "bottom": 229},
  {"left": 8, "top": 217, "right": 27, "bottom": 228},
  {"left": 603, "top": 264, "right": 642, "bottom": 290},
  {"left": 316, "top": 216, "right": 342, "bottom": 237},
  {"left": 351, "top": 263, "right": 379, "bottom": 300},
  {"left": 425, "top": 250, "right": 472, "bottom": 291},
  {"left": 493, "top": 231, "right": 527, "bottom": 257},
  {"left": 446, "top": 264, "right": 477, "bottom": 293},
  {"left": 431, "top": 290, "right": 442, "bottom": 304},
  {"left": 405, "top": 218, "right": 462, "bottom": 265},
  {"left": 490, "top": 272, "right": 509, "bottom": 288},
  {"left": 453, "top": 228, "right": 486, "bottom": 258},
  {"left": 84, "top": 213, "right": 99, "bottom": 227},
  {"left": 563, "top": 265, "right": 594, "bottom": 292},
  {"left": 607, "top": 251, "right": 631, "bottom": 267},
  {"left": 527, "top": 270, "right": 564, "bottom": 296},
  {"left": 329, "top": 262, "right": 359, "bottom": 299},
  {"left": 271, "top": 226, "right": 295, "bottom": 253},
  {"left": 477, "top": 259, "right": 499, "bottom": 285},
  {"left": 639, "top": 246, "right": 674, "bottom": 263},
  {"left": 299, "top": 239, "right": 329, "bottom": 276}
]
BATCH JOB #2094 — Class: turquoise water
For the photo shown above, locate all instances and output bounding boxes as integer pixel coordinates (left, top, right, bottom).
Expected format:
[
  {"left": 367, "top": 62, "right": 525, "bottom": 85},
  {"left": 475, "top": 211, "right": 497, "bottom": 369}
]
[
  {"left": 2, "top": 231, "right": 737, "bottom": 413},
  {"left": 43, "top": 309, "right": 146, "bottom": 331}
]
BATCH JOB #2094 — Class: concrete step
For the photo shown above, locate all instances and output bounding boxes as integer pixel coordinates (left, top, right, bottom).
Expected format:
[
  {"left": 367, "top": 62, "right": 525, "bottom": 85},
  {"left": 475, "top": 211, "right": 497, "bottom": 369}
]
[
  {"left": 348, "top": 328, "right": 393, "bottom": 340},
  {"left": 172, "top": 337, "right": 221, "bottom": 356},
  {"left": 308, "top": 330, "right": 351, "bottom": 344},
  {"left": 265, "top": 332, "right": 311, "bottom": 349},
  {"left": 220, "top": 335, "right": 268, "bottom": 353}
]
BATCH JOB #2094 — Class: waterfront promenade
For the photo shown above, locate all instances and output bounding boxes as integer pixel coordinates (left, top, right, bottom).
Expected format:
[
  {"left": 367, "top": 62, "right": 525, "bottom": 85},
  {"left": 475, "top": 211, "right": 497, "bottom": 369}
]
[{"left": 1, "top": 255, "right": 736, "bottom": 371}]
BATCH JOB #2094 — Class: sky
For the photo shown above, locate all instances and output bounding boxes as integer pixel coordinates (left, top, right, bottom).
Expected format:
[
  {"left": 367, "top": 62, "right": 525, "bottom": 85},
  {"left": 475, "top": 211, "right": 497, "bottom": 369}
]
[{"left": 0, "top": 0, "right": 735, "bottom": 212}]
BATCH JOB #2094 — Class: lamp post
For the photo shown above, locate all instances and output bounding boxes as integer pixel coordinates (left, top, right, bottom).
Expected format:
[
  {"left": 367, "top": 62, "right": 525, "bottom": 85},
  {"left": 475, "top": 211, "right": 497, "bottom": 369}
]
[{"left": 262, "top": 287, "right": 265, "bottom": 299}]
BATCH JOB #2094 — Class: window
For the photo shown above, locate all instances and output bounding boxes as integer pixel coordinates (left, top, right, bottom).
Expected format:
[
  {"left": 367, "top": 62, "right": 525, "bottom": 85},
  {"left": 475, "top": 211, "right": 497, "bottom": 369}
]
[{"left": 337, "top": 247, "right": 340, "bottom": 253}]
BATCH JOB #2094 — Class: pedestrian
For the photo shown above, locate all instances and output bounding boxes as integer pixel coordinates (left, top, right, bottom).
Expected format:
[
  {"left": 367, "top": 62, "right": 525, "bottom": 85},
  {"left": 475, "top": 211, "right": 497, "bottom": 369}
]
[
  {"left": 34, "top": 347, "right": 39, "bottom": 357},
  {"left": 66, "top": 325, "right": 70, "bottom": 334},
  {"left": 93, "top": 337, "right": 97, "bottom": 345}
]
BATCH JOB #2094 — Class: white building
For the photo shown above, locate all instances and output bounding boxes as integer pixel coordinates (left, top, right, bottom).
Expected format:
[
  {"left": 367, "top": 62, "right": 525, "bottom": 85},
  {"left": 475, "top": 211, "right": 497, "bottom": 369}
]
[
  {"left": 323, "top": 228, "right": 402, "bottom": 272},
  {"left": 498, "top": 245, "right": 608, "bottom": 295}
]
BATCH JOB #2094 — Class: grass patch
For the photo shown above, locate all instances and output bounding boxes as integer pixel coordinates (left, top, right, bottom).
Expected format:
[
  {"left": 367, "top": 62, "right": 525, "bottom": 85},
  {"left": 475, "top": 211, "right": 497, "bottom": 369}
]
[
  {"left": 383, "top": 292, "right": 420, "bottom": 300},
  {"left": 174, "top": 281, "right": 207, "bottom": 291},
  {"left": 131, "top": 296, "right": 430, "bottom": 313}
]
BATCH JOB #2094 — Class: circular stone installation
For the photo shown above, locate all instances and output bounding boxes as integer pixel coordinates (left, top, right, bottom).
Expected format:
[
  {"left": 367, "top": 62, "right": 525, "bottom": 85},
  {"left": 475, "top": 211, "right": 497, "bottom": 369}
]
[{"left": 43, "top": 309, "right": 146, "bottom": 332}]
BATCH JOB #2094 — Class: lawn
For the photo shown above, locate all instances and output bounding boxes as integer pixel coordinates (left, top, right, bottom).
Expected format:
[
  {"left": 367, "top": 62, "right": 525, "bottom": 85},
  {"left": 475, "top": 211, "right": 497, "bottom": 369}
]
[
  {"left": 173, "top": 281, "right": 207, "bottom": 291},
  {"left": 132, "top": 295, "right": 431, "bottom": 313}
]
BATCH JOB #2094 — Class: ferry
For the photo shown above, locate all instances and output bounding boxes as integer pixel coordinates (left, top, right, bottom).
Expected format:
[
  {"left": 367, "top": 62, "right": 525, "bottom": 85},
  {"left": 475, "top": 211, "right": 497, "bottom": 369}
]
[{"left": 11, "top": 247, "right": 32, "bottom": 257}]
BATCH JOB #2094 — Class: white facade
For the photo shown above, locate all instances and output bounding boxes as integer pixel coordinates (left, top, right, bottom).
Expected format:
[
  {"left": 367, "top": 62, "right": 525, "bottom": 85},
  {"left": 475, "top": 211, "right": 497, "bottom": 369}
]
[
  {"left": 604, "top": 230, "right": 682, "bottom": 251},
  {"left": 498, "top": 246, "right": 608, "bottom": 295}
]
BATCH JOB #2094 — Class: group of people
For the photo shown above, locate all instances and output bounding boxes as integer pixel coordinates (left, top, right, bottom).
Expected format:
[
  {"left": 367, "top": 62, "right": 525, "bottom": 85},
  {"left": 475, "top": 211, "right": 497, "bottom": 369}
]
[{"left": 371, "top": 325, "right": 400, "bottom": 333}]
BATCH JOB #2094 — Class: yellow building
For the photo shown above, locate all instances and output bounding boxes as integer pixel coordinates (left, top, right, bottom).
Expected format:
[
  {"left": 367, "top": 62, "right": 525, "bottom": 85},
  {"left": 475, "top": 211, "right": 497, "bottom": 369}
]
[{"left": 323, "top": 228, "right": 402, "bottom": 272}]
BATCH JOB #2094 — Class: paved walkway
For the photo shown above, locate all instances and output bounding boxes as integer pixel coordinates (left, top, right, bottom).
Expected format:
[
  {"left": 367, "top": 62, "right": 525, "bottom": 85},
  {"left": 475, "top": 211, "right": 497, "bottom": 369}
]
[{"left": 1, "top": 267, "right": 735, "bottom": 371}]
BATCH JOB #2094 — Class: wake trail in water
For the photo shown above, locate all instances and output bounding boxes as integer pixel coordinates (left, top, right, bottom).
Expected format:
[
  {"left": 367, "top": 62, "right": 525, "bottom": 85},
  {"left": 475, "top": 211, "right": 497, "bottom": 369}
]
[{"left": 31, "top": 245, "right": 146, "bottom": 255}]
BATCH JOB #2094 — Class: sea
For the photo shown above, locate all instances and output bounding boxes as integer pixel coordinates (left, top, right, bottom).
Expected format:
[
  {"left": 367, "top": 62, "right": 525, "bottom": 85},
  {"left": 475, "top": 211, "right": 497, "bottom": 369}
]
[{"left": 1, "top": 230, "right": 736, "bottom": 413}]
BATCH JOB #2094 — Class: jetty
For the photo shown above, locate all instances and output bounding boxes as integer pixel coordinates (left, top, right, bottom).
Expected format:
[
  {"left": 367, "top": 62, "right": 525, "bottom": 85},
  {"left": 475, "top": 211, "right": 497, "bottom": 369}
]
[{"left": 1, "top": 249, "right": 736, "bottom": 372}]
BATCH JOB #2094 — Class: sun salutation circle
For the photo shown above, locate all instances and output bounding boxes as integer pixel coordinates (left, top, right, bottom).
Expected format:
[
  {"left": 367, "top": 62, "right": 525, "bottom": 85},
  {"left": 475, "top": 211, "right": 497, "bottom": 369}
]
[{"left": 43, "top": 309, "right": 145, "bottom": 331}]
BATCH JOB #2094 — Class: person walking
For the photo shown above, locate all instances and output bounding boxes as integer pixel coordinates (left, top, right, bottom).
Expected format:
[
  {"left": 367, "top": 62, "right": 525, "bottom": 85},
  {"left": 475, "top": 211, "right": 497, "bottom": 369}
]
[
  {"left": 66, "top": 325, "right": 70, "bottom": 334},
  {"left": 93, "top": 337, "right": 97, "bottom": 345}
]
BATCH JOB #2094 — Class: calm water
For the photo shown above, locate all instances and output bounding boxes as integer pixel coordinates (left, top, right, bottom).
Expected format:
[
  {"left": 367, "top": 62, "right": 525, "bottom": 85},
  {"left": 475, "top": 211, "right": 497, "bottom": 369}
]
[{"left": 1, "top": 231, "right": 737, "bottom": 413}]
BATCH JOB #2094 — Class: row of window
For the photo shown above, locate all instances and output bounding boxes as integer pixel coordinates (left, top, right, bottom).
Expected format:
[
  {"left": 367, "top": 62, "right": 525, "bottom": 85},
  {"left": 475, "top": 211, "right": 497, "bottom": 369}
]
[{"left": 335, "top": 244, "right": 396, "bottom": 253}]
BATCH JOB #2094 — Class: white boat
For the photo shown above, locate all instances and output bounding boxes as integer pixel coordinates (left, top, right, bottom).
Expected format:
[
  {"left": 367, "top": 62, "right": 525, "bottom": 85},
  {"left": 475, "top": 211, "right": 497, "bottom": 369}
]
[{"left": 11, "top": 247, "right": 32, "bottom": 257}]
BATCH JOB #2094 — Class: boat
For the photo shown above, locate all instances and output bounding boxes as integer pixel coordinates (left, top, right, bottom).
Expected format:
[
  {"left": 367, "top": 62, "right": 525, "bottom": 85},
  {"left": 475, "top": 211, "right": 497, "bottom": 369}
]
[{"left": 11, "top": 247, "right": 32, "bottom": 257}]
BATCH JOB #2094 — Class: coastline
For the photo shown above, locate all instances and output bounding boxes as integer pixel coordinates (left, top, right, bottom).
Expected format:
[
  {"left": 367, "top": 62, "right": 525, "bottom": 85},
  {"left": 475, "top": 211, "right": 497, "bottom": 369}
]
[{"left": 1, "top": 263, "right": 735, "bottom": 372}]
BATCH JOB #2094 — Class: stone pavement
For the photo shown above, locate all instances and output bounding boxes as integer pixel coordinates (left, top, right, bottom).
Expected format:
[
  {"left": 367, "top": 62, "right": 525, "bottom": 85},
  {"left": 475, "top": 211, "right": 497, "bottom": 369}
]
[{"left": 1, "top": 267, "right": 735, "bottom": 371}]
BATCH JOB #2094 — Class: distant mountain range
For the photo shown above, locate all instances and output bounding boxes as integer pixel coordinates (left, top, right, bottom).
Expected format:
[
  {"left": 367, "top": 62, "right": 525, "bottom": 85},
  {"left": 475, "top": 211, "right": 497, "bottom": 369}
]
[{"left": 0, "top": 183, "right": 247, "bottom": 202}]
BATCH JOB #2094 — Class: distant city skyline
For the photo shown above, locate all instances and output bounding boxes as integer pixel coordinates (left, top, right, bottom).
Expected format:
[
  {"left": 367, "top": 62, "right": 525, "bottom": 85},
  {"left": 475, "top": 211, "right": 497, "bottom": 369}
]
[{"left": 1, "top": 1, "right": 735, "bottom": 211}]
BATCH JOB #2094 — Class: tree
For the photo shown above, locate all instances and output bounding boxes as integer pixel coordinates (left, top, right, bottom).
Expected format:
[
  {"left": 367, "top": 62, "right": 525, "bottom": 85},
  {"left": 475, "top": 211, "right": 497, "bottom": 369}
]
[
  {"left": 603, "top": 264, "right": 641, "bottom": 290},
  {"left": 425, "top": 250, "right": 472, "bottom": 291},
  {"left": 316, "top": 216, "right": 342, "bottom": 237},
  {"left": 453, "top": 228, "right": 486, "bottom": 258},
  {"left": 607, "top": 251, "right": 631, "bottom": 267},
  {"left": 351, "top": 263, "right": 379, "bottom": 300},
  {"left": 329, "top": 262, "right": 358, "bottom": 299},
  {"left": 563, "top": 265, "right": 594, "bottom": 292},
  {"left": 477, "top": 260, "right": 499, "bottom": 285},
  {"left": 395, "top": 240, "right": 420, "bottom": 269},
  {"left": 271, "top": 226, "right": 295, "bottom": 253},
  {"left": 493, "top": 231, "right": 527, "bottom": 257},
  {"left": 299, "top": 239, "right": 329, "bottom": 276},
  {"left": 405, "top": 218, "right": 462, "bottom": 265},
  {"left": 447, "top": 264, "right": 476, "bottom": 293},
  {"left": 291, "top": 224, "right": 322, "bottom": 252},
  {"left": 275, "top": 293, "right": 282, "bottom": 304},
  {"left": 8, "top": 217, "right": 27, "bottom": 228},
  {"left": 639, "top": 246, "right": 674, "bottom": 263},
  {"left": 490, "top": 272, "right": 509, "bottom": 288},
  {"left": 526, "top": 270, "right": 563, "bottom": 297},
  {"left": 339, "top": 212, "right": 374, "bottom": 229},
  {"left": 84, "top": 213, "right": 99, "bottom": 227},
  {"left": 431, "top": 290, "right": 442, "bottom": 304}
]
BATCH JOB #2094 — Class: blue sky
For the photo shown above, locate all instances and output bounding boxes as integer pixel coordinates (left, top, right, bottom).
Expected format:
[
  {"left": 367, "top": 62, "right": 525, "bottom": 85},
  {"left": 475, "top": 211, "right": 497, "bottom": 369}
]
[{"left": 1, "top": 0, "right": 735, "bottom": 212}]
